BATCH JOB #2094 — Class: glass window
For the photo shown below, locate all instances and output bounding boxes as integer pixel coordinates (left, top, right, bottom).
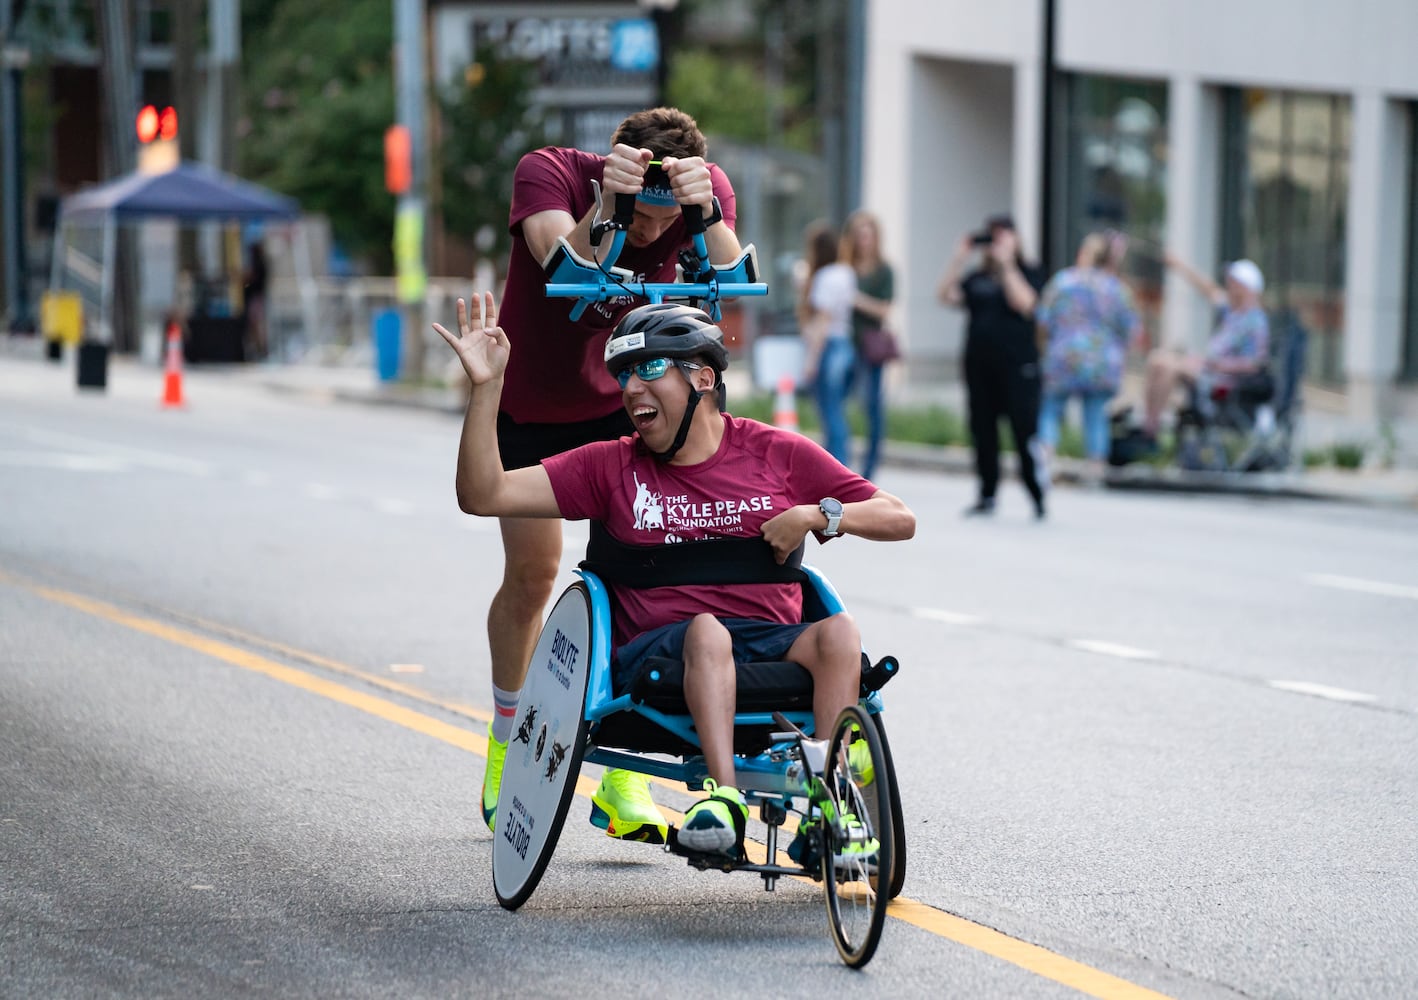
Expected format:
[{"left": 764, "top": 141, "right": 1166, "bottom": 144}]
[
  {"left": 1221, "top": 88, "right": 1351, "bottom": 384},
  {"left": 1054, "top": 74, "right": 1169, "bottom": 350}
]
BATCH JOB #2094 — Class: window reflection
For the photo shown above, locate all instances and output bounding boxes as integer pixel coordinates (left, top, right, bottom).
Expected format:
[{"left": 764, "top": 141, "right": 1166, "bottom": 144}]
[
  {"left": 1058, "top": 76, "right": 1169, "bottom": 351},
  {"left": 1222, "top": 88, "right": 1351, "bottom": 384}
]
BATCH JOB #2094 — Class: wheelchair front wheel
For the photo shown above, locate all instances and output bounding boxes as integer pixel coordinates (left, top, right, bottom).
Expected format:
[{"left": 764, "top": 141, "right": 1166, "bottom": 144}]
[
  {"left": 873, "top": 714, "right": 908, "bottom": 899},
  {"left": 492, "top": 582, "right": 595, "bottom": 910},
  {"left": 821, "top": 704, "right": 894, "bottom": 968}
]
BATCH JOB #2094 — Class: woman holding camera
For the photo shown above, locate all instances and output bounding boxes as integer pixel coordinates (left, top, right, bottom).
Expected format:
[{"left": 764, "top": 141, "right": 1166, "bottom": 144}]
[{"left": 937, "top": 214, "right": 1048, "bottom": 518}]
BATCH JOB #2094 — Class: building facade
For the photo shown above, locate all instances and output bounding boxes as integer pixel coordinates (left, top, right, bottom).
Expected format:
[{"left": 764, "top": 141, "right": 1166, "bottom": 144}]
[{"left": 864, "top": 0, "right": 1418, "bottom": 433}]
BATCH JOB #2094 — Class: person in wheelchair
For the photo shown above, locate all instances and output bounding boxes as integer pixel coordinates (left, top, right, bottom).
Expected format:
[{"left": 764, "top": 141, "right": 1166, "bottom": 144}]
[
  {"left": 1140, "top": 255, "right": 1270, "bottom": 446},
  {"left": 434, "top": 294, "right": 916, "bottom": 858}
]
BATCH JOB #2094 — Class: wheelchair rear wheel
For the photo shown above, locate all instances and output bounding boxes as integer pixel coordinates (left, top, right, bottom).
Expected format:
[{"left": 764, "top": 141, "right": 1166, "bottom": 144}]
[
  {"left": 821, "top": 704, "right": 893, "bottom": 968},
  {"left": 492, "top": 582, "right": 595, "bottom": 910}
]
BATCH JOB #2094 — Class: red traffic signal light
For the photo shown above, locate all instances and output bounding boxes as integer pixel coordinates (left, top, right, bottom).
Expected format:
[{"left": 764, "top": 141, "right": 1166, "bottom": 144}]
[
  {"left": 137, "top": 105, "right": 178, "bottom": 143},
  {"left": 136, "top": 105, "right": 160, "bottom": 143}
]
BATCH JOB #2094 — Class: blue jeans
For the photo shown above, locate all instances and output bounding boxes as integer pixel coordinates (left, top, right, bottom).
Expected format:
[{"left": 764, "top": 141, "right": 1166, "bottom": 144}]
[
  {"left": 814, "top": 338, "right": 855, "bottom": 464},
  {"left": 1038, "top": 389, "right": 1113, "bottom": 460},
  {"left": 855, "top": 361, "right": 885, "bottom": 479}
]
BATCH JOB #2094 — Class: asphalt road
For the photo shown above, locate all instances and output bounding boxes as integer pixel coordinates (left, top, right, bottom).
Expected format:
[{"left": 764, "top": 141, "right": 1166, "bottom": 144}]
[{"left": 2, "top": 358, "right": 1415, "bottom": 999}]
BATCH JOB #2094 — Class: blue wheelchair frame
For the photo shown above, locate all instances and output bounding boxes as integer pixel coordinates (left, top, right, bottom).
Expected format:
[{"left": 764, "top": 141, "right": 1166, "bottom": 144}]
[{"left": 577, "top": 564, "right": 889, "bottom": 796}]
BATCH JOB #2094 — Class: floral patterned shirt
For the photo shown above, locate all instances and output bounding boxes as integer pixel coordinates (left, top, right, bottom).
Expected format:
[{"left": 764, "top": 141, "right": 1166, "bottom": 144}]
[
  {"left": 1036, "top": 267, "right": 1138, "bottom": 394},
  {"left": 1205, "top": 306, "right": 1270, "bottom": 387}
]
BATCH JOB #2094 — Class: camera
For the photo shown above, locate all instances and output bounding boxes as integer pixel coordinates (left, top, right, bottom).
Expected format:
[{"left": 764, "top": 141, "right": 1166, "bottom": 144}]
[{"left": 971, "top": 231, "right": 993, "bottom": 246}]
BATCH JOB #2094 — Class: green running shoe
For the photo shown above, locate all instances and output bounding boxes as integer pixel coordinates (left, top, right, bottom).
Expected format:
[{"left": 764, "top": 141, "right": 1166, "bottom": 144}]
[
  {"left": 678, "top": 780, "right": 748, "bottom": 857},
  {"left": 589, "top": 768, "right": 669, "bottom": 844},
  {"left": 482, "top": 726, "right": 507, "bottom": 832},
  {"left": 848, "top": 738, "right": 875, "bottom": 787}
]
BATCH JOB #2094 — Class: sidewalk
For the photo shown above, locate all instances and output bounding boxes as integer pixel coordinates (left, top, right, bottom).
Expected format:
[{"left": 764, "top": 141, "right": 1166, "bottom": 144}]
[
  {"left": 244, "top": 358, "right": 1418, "bottom": 511},
  {"left": 6, "top": 338, "right": 1417, "bottom": 511}
]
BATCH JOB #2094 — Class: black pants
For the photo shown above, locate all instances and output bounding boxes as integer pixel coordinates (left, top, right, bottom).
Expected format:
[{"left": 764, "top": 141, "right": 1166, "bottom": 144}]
[{"left": 964, "top": 350, "right": 1044, "bottom": 507}]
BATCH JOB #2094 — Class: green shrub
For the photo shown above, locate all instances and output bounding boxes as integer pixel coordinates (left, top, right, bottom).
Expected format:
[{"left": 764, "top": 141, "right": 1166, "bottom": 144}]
[{"left": 1331, "top": 441, "right": 1366, "bottom": 470}]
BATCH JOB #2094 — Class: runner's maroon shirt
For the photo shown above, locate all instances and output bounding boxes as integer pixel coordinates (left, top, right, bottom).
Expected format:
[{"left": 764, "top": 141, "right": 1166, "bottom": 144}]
[
  {"left": 542, "top": 415, "right": 877, "bottom": 647},
  {"left": 498, "top": 147, "right": 737, "bottom": 425}
]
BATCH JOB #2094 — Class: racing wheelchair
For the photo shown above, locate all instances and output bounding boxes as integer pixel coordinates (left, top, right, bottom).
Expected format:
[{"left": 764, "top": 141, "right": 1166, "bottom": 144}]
[{"left": 489, "top": 189, "right": 907, "bottom": 968}]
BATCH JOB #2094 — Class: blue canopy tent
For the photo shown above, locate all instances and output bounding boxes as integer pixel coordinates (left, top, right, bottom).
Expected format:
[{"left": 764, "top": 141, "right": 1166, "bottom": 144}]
[{"left": 51, "top": 163, "right": 315, "bottom": 355}]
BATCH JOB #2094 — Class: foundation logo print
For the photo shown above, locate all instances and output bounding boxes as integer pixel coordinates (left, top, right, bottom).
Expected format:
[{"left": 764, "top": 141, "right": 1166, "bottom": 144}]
[{"left": 631, "top": 473, "right": 664, "bottom": 531}]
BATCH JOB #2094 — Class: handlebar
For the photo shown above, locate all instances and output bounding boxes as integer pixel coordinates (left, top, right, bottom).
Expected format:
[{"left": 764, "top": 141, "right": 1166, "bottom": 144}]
[{"left": 546, "top": 185, "right": 768, "bottom": 322}]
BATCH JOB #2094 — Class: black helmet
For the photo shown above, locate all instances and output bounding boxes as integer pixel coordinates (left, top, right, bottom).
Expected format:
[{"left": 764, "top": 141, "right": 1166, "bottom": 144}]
[{"left": 603, "top": 303, "right": 729, "bottom": 378}]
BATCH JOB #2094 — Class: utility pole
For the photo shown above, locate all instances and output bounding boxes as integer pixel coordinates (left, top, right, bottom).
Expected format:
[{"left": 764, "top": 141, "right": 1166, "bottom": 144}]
[
  {"left": 96, "top": 0, "right": 138, "bottom": 351},
  {"left": 1, "top": 0, "right": 34, "bottom": 331},
  {"left": 1039, "top": 0, "right": 1058, "bottom": 273},
  {"left": 393, "top": 0, "right": 428, "bottom": 382}
]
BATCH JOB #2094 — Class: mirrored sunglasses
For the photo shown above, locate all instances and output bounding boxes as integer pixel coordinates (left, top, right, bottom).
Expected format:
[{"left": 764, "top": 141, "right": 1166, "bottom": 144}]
[{"left": 615, "top": 357, "right": 702, "bottom": 389}]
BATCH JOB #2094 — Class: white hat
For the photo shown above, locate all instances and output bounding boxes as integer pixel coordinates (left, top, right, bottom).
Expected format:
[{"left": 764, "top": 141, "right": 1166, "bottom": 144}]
[{"left": 1226, "top": 259, "right": 1265, "bottom": 293}]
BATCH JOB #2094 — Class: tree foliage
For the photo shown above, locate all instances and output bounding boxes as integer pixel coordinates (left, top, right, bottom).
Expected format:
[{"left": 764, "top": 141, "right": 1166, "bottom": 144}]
[
  {"left": 436, "top": 46, "right": 550, "bottom": 272},
  {"left": 238, "top": 0, "right": 394, "bottom": 269}
]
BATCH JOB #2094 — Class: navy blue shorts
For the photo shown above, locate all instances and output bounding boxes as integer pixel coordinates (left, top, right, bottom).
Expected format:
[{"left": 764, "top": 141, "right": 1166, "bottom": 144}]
[{"left": 612, "top": 617, "right": 812, "bottom": 694}]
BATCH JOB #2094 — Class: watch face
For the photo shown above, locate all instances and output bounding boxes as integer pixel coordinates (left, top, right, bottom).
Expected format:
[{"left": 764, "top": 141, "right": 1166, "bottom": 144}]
[{"left": 821, "top": 498, "right": 843, "bottom": 516}]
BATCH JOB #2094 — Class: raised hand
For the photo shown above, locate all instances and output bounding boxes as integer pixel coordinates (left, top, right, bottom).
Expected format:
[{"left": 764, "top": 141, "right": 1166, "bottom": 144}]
[{"left": 432, "top": 291, "right": 509, "bottom": 386}]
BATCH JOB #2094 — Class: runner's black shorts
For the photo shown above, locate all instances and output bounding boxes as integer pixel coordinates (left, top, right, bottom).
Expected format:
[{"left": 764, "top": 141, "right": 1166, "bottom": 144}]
[{"left": 496, "top": 408, "right": 635, "bottom": 471}]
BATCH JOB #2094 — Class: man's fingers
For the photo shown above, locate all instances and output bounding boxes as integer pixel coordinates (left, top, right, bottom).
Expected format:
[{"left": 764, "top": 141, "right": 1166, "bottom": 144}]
[
  {"left": 480, "top": 290, "right": 497, "bottom": 329},
  {"left": 431, "top": 322, "right": 455, "bottom": 347}
]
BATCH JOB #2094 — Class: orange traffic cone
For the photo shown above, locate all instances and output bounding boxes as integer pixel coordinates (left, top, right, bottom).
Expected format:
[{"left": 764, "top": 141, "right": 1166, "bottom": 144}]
[
  {"left": 161, "top": 320, "right": 186, "bottom": 408},
  {"left": 773, "top": 374, "right": 799, "bottom": 432}
]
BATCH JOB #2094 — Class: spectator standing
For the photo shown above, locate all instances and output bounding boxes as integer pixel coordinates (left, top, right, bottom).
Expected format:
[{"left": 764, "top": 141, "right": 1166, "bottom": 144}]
[
  {"left": 1035, "top": 232, "right": 1140, "bottom": 483},
  {"left": 842, "top": 210, "right": 896, "bottom": 479},
  {"left": 798, "top": 221, "right": 857, "bottom": 465},
  {"left": 936, "top": 214, "right": 1048, "bottom": 518},
  {"left": 1142, "top": 255, "right": 1269, "bottom": 441}
]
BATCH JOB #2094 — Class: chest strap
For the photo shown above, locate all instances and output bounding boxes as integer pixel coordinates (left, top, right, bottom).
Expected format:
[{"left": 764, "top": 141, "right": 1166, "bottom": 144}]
[{"left": 580, "top": 522, "right": 807, "bottom": 589}]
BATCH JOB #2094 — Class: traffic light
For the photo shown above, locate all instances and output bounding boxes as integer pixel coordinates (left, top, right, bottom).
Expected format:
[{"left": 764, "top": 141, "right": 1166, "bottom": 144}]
[
  {"left": 136, "top": 104, "right": 179, "bottom": 173},
  {"left": 385, "top": 125, "right": 411, "bottom": 195},
  {"left": 136, "top": 105, "right": 177, "bottom": 143}
]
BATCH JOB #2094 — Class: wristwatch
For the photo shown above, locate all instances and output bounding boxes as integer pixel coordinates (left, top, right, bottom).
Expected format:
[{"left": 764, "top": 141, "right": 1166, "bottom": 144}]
[
  {"left": 700, "top": 195, "right": 724, "bottom": 229},
  {"left": 819, "top": 497, "right": 844, "bottom": 537}
]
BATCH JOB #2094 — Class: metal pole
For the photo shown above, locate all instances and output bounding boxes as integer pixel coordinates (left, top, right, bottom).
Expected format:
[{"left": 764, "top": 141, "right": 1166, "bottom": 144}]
[
  {"left": 394, "top": 0, "right": 428, "bottom": 381},
  {"left": 2, "top": 5, "right": 33, "bottom": 330},
  {"left": 843, "top": 0, "right": 865, "bottom": 214},
  {"left": 1039, "top": 0, "right": 1058, "bottom": 272}
]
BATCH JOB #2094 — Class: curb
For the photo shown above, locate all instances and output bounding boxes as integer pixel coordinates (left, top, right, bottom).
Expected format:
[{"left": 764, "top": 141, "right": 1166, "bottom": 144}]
[{"left": 257, "top": 373, "right": 1418, "bottom": 512}]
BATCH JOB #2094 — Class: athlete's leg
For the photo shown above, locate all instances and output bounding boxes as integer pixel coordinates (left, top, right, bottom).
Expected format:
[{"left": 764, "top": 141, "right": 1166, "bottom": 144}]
[
  {"left": 488, "top": 516, "right": 563, "bottom": 696},
  {"left": 784, "top": 612, "right": 862, "bottom": 739},
  {"left": 681, "top": 613, "right": 738, "bottom": 785}
]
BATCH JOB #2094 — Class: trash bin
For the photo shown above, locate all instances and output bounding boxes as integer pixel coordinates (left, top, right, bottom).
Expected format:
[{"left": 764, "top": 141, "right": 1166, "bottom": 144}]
[
  {"left": 374, "top": 308, "right": 401, "bottom": 382},
  {"left": 76, "top": 341, "right": 109, "bottom": 390}
]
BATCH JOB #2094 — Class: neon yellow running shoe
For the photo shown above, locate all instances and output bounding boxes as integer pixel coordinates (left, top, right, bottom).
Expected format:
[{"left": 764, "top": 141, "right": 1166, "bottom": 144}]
[
  {"left": 678, "top": 780, "right": 748, "bottom": 857},
  {"left": 848, "top": 738, "right": 875, "bottom": 787},
  {"left": 482, "top": 726, "right": 507, "bottom": 832},
  {"left": 589, "top": 768, "right": 669, "bottom": 844}
]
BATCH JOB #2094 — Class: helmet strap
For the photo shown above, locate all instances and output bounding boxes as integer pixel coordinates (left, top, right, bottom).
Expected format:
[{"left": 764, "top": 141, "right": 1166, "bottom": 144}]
[{"left": 649, "top": 362, "right": 709, "bottom": 463}]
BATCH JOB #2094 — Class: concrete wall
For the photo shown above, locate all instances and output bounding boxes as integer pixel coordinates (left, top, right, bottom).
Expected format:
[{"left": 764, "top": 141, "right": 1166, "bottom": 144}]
[
  {"left": 865, "top": 0, "right": 1418, "bottom": 429},
  {"left": 1058, "top": 0, "right": 1418, "bottom": 96}
]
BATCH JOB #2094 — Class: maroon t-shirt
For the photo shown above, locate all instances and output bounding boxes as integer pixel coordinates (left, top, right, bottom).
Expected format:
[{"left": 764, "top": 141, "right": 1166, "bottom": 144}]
[
  {"left": 542, "top": 415, "right": 877, "bottom": 647},
  {"left": 498, "top": 147, "right": 738, "bottom": 425}
]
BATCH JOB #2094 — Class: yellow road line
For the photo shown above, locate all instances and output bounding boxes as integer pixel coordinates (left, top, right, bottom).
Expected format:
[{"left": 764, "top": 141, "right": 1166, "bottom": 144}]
[{"left": 6, "top": 570, "right": 1175, "bottom": 1000}]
